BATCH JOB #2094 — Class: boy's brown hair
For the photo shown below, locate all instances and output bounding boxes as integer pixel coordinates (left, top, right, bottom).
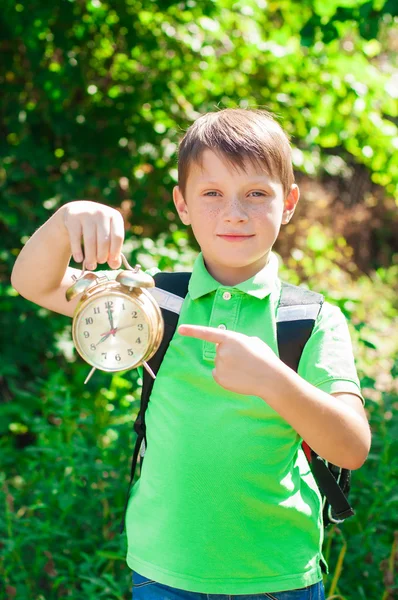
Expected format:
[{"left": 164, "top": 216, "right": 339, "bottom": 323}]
[{"left": 177, "top": 108, "right": 294, "bottom": 199}]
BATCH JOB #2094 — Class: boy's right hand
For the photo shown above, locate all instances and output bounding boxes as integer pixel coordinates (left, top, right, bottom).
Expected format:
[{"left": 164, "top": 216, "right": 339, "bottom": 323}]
[
  {"left": 62, "top": 200, "right": 125, "bottom": 270},
  {"left": 11, "top": 199, "right": 127, "bottom": 318}
]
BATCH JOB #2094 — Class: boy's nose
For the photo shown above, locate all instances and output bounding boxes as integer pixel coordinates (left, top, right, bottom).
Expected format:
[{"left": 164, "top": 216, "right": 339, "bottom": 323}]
[{"left": 223, "top": 197, "right": 249, "bottom": 222}]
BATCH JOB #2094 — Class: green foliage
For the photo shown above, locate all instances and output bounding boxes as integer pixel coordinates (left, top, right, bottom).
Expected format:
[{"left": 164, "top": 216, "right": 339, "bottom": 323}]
[
  {"left": 1, "top": 366, "right": 141, "bottom": 599},
  {"left": 1, "top": 1, "right": 397, "bottom": 599},
  {"left": 299, "top": 0, "right": 398, "bottom": 45}
]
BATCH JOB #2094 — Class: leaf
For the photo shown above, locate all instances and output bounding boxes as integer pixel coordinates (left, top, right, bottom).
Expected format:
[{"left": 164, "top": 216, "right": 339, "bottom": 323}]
[
  {"left": 359, "top": 338, "right": 378, "bottom": 350},
  {"left": 306, "top": 228, "right": 328, "bottom": 252},
  {"left": 95, "top": 550, "right": 124, "bottom": 560}
]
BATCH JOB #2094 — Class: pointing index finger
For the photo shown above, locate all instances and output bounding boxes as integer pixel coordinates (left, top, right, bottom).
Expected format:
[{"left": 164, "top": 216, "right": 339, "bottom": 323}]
[{"left": 178, "top": 324, "right": 230, "bottom": 343}]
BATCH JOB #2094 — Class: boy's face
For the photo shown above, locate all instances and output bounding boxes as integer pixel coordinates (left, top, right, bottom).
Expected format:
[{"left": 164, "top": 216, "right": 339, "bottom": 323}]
[{"left": 173, "top": 149, "right": 299, "bottom": 285}]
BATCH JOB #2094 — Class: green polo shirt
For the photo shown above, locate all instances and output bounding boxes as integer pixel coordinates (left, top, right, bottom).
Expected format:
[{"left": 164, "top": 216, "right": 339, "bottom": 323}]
[{"left": 119, "top": 251, "right": 363, "bottom": 594}]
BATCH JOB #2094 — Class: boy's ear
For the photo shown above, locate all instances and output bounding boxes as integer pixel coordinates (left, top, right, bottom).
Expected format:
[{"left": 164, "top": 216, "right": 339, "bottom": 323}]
[
  {"left": 173, "top": 186, "right": 191, "bottom": 226},
  {"left": 281, "top": 184, "right": 299, "bottom": 225}
]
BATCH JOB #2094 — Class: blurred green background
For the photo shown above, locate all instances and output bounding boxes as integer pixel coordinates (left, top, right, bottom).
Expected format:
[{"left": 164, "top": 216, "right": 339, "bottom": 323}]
[{"left": 1, "top": 1, "right": 397, "bottom": 599}]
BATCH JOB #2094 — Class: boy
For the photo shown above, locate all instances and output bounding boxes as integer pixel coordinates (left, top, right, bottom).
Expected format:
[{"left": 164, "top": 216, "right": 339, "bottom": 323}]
[{"left": 11, "top": 108, "right": 370, "bottom": 600}]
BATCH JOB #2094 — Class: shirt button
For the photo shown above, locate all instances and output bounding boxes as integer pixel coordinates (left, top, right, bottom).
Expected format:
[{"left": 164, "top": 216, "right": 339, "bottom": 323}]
[
  {"left": 218, "top": 324, "right": 227, "bottom": 330},
  {"left": 222, "top": 291, "right": 231, "bottom": 300}
]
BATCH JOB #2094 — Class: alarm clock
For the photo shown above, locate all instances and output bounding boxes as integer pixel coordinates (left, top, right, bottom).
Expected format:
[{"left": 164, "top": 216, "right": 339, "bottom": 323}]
[{"left": 65, "top": 254, "right": 164, "bottom": 384}]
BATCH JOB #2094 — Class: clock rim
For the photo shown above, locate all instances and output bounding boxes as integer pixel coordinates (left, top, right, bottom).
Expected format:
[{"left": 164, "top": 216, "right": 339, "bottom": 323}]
[{"left": 72, "top": 286, "right": 162, "bottom": 372}]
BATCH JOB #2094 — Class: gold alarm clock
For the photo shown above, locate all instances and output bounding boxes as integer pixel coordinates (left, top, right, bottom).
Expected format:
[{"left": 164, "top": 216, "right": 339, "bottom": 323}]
[{"left": 65, "top": 254, "right": 164, "bottom": 384}]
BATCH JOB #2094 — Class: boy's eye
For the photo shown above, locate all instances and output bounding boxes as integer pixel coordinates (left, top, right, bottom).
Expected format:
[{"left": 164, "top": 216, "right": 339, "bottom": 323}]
[{"left": 203, "top": 191, "right": 267, "bottom": 197}]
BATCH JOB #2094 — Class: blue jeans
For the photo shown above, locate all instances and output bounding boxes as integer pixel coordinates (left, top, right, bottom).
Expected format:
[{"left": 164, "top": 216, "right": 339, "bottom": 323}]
[{"left": 132, "top": 571, "right": 326, "bottom": 600}]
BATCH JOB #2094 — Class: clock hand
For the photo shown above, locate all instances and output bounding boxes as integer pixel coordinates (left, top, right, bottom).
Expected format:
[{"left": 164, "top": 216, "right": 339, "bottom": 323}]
[
  {"left": 84, "top": 327, "right": 112, "bottom": 386},
  {"left": 99, "top": 323, "right": 139, "bottom": 337},
  {"left": 107, "top": 306, "right": 116, "bottom": 335},
  {"left": 84, "top": 329, "right": 114, "bottom": 384},
  {"left": 94, "top": 332, "right": 112, "bottom": 347},
  {"left": 111, "top": 323, "right": 137, "bottom": 333}
]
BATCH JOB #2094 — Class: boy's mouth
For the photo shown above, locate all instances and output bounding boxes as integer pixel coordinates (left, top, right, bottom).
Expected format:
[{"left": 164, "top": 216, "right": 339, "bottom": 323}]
[{"left": 217, "top": 234, "right": 255, "bottom": 241}]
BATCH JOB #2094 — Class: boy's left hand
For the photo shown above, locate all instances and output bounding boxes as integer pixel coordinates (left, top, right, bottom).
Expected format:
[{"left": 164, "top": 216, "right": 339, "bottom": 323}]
[{"left": 178, "top": 324, "right": 286, "bottom": 397}]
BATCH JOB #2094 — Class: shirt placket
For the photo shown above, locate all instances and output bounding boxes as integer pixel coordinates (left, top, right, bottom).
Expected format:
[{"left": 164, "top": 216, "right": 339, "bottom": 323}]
[{"left": 203, "top": 289, "right": 242, "bottom": 361}]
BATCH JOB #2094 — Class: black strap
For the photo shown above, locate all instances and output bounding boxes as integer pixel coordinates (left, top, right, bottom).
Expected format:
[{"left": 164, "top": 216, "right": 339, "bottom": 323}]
[
  {"left": 139, "top": 272, "right": 192, "bottom": 432},
  {"left": 119, "top": 273, "right": 191, "bottom": 533},
  {"left": 276, "top": 282, "right": 324, "bottom": 372},
  {"left": 311, "top": 454, "right": 355, "bottom": 520},
  {"left": 275, "top": 283, "right": 354, "bottom": 525}
]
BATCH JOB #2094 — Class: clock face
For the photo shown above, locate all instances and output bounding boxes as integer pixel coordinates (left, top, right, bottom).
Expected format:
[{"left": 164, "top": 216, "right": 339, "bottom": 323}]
[{"left": 74, "top": 292, "right": 149, "bottom": 371}]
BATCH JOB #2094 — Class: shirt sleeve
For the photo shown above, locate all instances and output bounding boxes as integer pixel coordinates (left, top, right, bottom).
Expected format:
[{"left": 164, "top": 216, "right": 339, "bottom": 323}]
[{"left": 297, "top": 301, "right": 365, "bottom": 405}]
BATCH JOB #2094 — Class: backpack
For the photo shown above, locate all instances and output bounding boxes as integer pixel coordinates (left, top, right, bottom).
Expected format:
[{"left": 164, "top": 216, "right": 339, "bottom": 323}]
[{"left": 119, "top": 272, "right": 355, "bottom": 538}]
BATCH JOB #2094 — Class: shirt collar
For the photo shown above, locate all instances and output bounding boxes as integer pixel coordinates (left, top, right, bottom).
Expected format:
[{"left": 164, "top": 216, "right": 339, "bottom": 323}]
[{"left": 188, "top": 251, "right": 280, "bottom": 300}]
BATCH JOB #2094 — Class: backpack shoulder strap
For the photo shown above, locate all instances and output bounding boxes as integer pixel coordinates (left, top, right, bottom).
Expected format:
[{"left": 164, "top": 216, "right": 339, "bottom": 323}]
[
  {"left": 147, "top": 272, "right": 192, "bottom": 371},
  {"left": 276, "top": 281, "right": 354, "bottom": 527},
  {"left": 139, "top": 272, "right": 192, "bottom": 412},
  {"left": 276, "top": 281, "right": 324, "bottom": 372},
  {"left": 141, "top": 271, "right": 192, "bottom": 406},
  {"left": 119, "top": 272, "right": 191, "bottom": 533},
  {"left": 140, "top": 271, "right": 191, "bottom": 430}
]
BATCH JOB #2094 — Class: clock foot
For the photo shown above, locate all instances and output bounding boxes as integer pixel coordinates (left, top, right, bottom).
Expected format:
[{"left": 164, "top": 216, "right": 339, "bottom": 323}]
[
  {"left": 84, "top": 366, "right": 97, "bottom": 384},
  {"left": 143, "top": 361, "right": 156, "bottom": 380}
]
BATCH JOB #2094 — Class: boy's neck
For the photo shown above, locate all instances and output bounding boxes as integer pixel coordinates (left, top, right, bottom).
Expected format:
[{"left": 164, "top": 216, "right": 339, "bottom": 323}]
[{"left": 202, "top": 251, "right": 272, "bottom": 287}]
